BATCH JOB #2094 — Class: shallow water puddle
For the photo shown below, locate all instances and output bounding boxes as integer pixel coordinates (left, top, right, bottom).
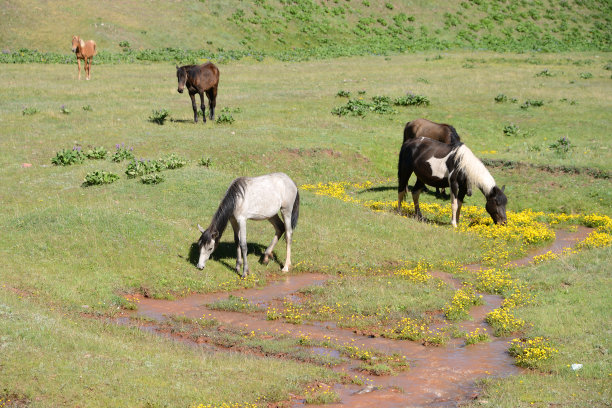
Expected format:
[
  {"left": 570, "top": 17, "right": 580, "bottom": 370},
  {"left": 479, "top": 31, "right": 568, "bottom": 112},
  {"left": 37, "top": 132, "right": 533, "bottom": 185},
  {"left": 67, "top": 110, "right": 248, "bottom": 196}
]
[{"left": 125, "top": 227, "right": 590, "bottom": 407}]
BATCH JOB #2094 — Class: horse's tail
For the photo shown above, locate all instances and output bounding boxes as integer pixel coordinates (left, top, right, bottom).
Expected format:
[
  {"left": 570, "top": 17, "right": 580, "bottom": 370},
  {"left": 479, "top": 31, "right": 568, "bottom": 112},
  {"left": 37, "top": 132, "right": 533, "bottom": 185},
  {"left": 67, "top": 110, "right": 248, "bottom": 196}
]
[
  {"left": 448, "top": 125, "right": 461, "bottom": 145},
  {"left": 291, "top": 190, "right": 300, "bottom": 230}
]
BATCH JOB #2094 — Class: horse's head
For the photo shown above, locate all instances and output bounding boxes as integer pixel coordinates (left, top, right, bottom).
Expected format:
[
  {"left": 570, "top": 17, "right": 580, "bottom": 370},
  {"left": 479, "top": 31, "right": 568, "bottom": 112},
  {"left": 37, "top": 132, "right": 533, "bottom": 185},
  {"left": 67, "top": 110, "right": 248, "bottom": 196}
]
[
  {"left": 176, "top": 65, "right": 187, "bottom": 93},
  {"left": 196, "top": 224, "right": 218, "bottom": 269},
  {"left": 485, "top": 185, "right": 507, "bottom": 225},
  {"left": 71, "top": 36, "right": 80, "bottom": 53}
]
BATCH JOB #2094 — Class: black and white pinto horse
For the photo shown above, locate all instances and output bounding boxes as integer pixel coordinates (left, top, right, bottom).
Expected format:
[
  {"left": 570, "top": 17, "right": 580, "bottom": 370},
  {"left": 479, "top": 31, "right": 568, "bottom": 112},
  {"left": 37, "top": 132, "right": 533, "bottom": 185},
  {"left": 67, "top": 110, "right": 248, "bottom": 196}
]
[
  {"left": 398, "top": 137, "right": 507, "bottom": 227},
  {"left": 197, "top": 172, "right": 300, "bottom": 277}
]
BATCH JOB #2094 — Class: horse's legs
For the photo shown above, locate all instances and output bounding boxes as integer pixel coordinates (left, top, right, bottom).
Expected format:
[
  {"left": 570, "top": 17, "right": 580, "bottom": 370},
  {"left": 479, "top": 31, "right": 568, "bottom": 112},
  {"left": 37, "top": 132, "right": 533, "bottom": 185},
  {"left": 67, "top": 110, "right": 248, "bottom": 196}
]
[
  {"left": 85, "top": 57, "right": 90, "bottom": 80},
  {"left": 262, "top": 214, "right": 285, "bottom": 265},
  {"left": 77, "top": 59, "right": 82, "bottom": 80},
  {"left": 237, "top": 218, "right": 249, "bottom": 277},
  {"left": 207, "top": 86, "right": 217, "bottom": 121},
  {"left": 397, "top": 168, "right": 413, "bottom": 214},
  {"left": 199, "top": 92, "right": 206, "bottom": 123},
  {"left": 412, "top": 179, "right": 426, "bottom": 220},
  {"left": 189, "top": 93, "right": 198, "bottom": 123},
  {"left": 280, "top": 209, "right": 293, "bottom": 273},
  {"left": 229, "top": 217, "right": 242, "bottom": 273}
]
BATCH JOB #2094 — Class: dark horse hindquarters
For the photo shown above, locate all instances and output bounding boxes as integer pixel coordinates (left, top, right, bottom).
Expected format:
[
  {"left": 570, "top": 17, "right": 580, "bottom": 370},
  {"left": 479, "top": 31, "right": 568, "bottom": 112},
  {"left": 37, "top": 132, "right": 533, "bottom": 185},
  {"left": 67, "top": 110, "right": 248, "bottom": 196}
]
[{"left": 176, "top": 62, "right": 220, "bottom": 123}]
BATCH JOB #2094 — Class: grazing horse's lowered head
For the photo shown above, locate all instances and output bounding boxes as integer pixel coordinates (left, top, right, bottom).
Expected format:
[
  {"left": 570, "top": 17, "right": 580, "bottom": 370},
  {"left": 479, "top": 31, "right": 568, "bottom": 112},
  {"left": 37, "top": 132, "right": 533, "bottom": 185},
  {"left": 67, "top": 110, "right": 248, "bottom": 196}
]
[
  {"left": 196, "top": 224, "right": 218, "bottom": 269},
  {"left": 485, "top": 185, "right": 507, "bottom": 225}
]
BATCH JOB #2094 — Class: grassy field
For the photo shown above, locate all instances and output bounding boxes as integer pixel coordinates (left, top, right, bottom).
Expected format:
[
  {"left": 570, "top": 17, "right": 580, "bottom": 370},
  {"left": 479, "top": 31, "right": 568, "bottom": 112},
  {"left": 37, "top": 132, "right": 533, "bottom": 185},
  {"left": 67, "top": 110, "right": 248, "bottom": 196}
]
[
  {"left": 1, "top": 51, "right": 611, "bottom": 406},
  {"left": 1, "top": 0, "right": 610, "bottom": 62}
]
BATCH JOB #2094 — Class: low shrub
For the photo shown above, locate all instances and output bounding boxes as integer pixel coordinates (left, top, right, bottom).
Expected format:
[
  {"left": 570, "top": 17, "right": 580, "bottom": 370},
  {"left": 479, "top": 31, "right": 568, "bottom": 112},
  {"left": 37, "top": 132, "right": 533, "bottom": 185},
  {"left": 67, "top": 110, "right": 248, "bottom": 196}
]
[
  {"left": 149, "top": 109, "right": 170, "bottom": 124},
  {"left": 84, "top": 146, "right": 108, "bottom": 160},
  {"left": 140, "top": 173, "right": 165, "bottom": 185},
  {"left": 51, "top": 147, "right": 85, "bottom": 166},
  {"left": 83, "top": 170, "right": 120, "bottom": 186}
]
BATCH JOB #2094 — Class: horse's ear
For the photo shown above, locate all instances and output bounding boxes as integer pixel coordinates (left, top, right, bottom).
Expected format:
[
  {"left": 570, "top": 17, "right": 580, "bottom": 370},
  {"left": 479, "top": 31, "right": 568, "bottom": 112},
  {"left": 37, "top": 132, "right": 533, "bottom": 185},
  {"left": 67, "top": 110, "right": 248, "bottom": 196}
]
[
  {"left": 197, "top": 224, "right": 205, "bottom": 233},
  {"left": 211, "top": 230, "right": 219, "bottom": 240},
  {"left": 501, "top": 185, "right": 506, "bottom": 193},
  {"left": 176, "top": 65, "right": 179, "bottom": 70}
]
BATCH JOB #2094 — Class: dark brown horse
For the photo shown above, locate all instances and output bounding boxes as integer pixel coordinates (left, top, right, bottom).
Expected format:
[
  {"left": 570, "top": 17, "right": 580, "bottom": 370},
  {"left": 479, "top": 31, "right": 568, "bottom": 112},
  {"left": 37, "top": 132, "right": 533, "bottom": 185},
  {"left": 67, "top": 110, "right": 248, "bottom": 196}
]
[
  {"left": 403, "top": 118, "right": 462, "bottom": 196},
  {"left": 398, "top": 137, "right": 507, "bottom": 227},
  {"left": 71, "top": 36, "right": 97, "bottom": 80},
  {"left": 176, "top": 63, "right": 220, "bottom": 123}
]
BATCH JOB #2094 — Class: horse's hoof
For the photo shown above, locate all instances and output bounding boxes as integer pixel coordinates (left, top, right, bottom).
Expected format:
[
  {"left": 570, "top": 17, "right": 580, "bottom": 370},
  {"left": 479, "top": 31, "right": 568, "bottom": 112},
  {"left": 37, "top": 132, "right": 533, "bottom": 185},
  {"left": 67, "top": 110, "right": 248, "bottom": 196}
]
[
  {"left": 281, "top": 266, "right": 289, "bottom": 273},
  {"left": 261, "top": 256, "right": 270, "bottom": 265}
]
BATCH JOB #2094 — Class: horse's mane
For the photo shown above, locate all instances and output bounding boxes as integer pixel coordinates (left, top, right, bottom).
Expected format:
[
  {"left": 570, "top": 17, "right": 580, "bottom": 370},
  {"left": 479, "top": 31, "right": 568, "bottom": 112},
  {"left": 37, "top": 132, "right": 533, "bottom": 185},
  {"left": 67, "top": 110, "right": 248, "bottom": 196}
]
[
  {"left": 454, "top": 144, "right": 495, "bottom": 195},
  {"left": 447, "top": 125, "right": 461, "bottom": 146},
  {"left": 208, "top": 177, "right": 247, "bottom": 238}
]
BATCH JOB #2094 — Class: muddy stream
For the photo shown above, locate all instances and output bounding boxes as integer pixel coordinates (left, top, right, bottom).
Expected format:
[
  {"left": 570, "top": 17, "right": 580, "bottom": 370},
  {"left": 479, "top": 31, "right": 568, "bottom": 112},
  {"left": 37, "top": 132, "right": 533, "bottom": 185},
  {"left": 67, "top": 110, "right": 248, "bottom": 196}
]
[{"left": 123, "top": 227, "right": 591, "bottom": 407}]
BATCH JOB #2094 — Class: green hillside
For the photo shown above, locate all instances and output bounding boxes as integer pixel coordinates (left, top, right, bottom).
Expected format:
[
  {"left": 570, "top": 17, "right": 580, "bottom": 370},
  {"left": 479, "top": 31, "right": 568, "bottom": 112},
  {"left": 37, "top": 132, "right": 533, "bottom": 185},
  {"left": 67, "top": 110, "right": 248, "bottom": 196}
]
[{"left": 1, "top": 0, "right": 610, "bottom": 63}]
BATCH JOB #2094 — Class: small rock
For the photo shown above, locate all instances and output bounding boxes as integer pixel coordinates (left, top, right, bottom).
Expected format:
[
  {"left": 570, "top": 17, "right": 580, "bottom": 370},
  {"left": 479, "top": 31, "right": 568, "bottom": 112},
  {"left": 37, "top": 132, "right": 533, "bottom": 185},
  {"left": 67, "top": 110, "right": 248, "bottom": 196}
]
[
  {"left": 21, "top": 163, "right": 32, "bottom": 168},
  {"left": 571, "top": 363, "right": 583, "bottom": 371},
  {"left": 354, "top": 384, "right": 375, "bottom": 395}
]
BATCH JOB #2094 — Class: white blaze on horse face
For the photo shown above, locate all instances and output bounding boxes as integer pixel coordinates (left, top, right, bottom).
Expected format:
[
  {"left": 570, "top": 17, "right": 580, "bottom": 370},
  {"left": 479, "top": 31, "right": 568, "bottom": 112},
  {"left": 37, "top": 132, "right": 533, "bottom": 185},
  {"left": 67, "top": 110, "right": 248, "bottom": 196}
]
[
  {"left": 426, "top": 153, "right": 451, "bottom": 180},
  {"left": 197, "top": 238, "right": 215, "bottom": 269}
]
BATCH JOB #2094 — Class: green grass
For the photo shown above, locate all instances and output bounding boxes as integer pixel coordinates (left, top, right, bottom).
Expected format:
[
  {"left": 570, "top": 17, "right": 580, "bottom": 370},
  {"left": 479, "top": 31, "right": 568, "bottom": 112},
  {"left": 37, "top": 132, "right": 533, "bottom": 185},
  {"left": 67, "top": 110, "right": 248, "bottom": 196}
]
[
  {"left": 0, "top": 51, "right": 611, "bottom": 406},
  {"left": 1, "top": 0, "right": 610, "bottom": 61},
  {"left": 464, "top": 246, "right": 612, "bottom": 408}
]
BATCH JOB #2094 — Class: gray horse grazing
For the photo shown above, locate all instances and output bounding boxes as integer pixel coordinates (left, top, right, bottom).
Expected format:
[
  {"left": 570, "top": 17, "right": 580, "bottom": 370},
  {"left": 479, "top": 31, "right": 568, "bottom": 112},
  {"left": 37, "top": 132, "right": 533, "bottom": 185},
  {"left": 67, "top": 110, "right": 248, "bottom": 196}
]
[{"left": 197, "top": 172, "right": 300, "bottom": 277}]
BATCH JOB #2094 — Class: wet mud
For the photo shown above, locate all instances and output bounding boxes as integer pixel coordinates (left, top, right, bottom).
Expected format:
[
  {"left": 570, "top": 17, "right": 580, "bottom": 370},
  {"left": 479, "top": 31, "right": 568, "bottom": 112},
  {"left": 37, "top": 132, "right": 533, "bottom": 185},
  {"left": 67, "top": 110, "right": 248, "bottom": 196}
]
[{"left": 122, "top": 227, "right": 590, "bottom": 408}]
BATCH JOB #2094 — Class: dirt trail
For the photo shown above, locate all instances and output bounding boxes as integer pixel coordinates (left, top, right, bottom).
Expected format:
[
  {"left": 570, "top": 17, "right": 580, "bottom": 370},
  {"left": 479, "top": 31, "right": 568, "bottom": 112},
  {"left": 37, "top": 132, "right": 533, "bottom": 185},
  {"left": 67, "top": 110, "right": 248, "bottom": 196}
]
[{"left": 126, "top": 227, "right": 590, "bottom": 407}]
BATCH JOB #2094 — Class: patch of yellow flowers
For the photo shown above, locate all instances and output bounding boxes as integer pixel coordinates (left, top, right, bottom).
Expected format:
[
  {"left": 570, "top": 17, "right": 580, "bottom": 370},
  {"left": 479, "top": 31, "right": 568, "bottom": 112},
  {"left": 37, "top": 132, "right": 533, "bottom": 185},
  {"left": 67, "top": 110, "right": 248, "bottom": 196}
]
[
  {"left": 485, "top": 307, "right": 526, "bottom": 337},
  {"left": 509, "top": 337, "right": 559, "bottom": 368},
  {"left": 465, "top": 328, "right": 490, "bottom": 345},
  {"left": 393, "top": 260, "right": 432, "bottom": 283},
  {"left": 443, "top": 284, "right": 484, "bottom": 321}
]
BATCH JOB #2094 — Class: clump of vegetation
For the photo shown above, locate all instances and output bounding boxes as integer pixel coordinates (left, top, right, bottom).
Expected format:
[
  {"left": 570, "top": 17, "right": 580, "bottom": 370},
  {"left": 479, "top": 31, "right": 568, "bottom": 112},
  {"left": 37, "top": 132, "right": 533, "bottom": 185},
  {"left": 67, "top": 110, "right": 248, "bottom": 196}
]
[
  {"left": 51, "top": 147, "right": 85, "bottom": 166},
  {"left": 216, "top": 111, "right": 235, "bottom": 124},
  {"left": 371, "top": 95, "right": 397, "bottom": 114},
  {"left": 494, "top": 93, "right": 508, "bottom": 103},
  {"left": 549, "top": 136, "right": 572, "bottom": 155},
  {"left": 465, "top": 328, "right": 490, "bottom": 345},
  {"left": 520, "top": 99, "right": 544, "bottom": 109},
  {"left": 503, "top": 123, "right": 521, "bottom": 137},
  {"left": 393, "top": 93, "right": 430, "bottom": 106},
  {"left": 198, "top": 157, "right": 212, "bottom": 167},
  {"left": 60, "top": 105, "right": 71, "bottom": 114},
  {"left": 579, "top": 72, "right": 593, "bottom": 79},
  {"left": 83, "top": 170, "right": 120, "bottom": 186},
  {"left": 509, "top": 337, "right": 558, "bottom": 368},
  {"left": 159, "top": 153, "right": 187, "bottom": 169},
  {"left": 336, "top": 90, "right": 351, "bottom": 97},
  {"left": 332, "top": 98, "right": 371, "bottom": 117},
  {"left": 111, "top": 144, "right": 135, "bottom": 162},
  {"left": 125, "top": 159, "right": 165, "bottom": 178},
  {"left": 486, "top": 307, "right": 525, "bottom": 336},
  {"left": 22, "top": 106, "right": 39, "bottom": 115},
  {"left": 303, "top": 384, "right": 341, "bottom": 404},
  {"left": 149, "top": 109, "right": 170, "bottom": 124},
  {"left": 82, "top": 105, "right": 92, "bottom": 111},
  {"left": 535, "top": 69, "right": 553, "bottom": 77},
  {"left": 140, "top": 173, "right": 165, "bottom": 185},
  {"left": 84, "top": 146, "right": 108, "bottom": 160}
]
